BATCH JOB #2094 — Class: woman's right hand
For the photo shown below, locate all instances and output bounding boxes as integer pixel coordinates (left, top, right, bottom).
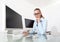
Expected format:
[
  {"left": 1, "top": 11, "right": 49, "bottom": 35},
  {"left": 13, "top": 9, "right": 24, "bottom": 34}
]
[{"left": 22, "top": 31, "right": 29, "bottom": 37}]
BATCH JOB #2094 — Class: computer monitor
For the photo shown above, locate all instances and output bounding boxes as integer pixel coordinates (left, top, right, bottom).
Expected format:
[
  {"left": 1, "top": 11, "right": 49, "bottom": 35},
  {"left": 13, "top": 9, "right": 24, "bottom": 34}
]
[
  {"left": 25, "top": 18, "right": 34, "bottom": 28},
  {"left": 6, "top": 5, "right": 23, "bottom": 29}
]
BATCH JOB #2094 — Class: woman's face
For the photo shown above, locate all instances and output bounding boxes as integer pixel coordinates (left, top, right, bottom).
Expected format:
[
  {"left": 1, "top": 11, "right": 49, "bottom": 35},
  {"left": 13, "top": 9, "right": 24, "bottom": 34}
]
[{"left": 34, "top": 10, "right": 41, "bottom": 19}]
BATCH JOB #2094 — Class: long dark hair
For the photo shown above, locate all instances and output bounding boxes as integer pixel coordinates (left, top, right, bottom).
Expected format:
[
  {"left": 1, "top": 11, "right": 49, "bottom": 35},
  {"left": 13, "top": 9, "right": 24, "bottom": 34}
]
[{"left": 34, "top": 8, "right": 44, "bottom": 18}]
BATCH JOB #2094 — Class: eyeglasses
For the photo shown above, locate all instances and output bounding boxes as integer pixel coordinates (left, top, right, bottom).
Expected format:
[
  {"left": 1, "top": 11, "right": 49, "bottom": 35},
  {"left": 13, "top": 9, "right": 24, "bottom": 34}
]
[{"left": 34, "top": 13, "right": 40, "bottom": 15}]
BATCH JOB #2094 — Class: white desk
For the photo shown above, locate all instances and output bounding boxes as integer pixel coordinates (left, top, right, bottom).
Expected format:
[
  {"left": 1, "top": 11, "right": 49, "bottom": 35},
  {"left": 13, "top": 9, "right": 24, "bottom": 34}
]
[{"left": 0, "top": 31, "right": 60, "bottom": 42}]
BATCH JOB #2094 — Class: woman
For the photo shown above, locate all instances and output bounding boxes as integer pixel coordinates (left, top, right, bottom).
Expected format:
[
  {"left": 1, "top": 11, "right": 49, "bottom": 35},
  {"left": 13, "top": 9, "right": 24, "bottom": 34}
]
[{"left": 23, "top": 8, "right": 47, "bottom": 39}]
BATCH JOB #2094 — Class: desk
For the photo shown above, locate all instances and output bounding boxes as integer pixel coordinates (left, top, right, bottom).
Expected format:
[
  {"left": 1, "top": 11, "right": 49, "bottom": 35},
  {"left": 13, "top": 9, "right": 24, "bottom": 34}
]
[
  {"left": 0, "top": 31, "right": 60, "bottom": 42},
  {"left": 14, "top": 36, "right": 46, "bottom": 42},
  {"left": 7, "top": 33, "right": 47, "bottom": 42}
]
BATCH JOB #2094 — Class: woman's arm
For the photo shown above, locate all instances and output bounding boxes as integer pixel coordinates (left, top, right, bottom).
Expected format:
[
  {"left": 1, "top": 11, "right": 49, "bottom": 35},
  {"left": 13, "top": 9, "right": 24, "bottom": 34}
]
[
  {"left": 42, "top": 19, "right": 47, "bottom": 34},
  {"left": 38, "top": 19, "right": 47, "bottom": 35}
]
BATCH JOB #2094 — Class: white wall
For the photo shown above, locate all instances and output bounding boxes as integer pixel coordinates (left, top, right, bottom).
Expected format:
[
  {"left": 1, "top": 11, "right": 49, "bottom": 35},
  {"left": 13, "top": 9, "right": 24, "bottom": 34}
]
[
  {"left": 44, "top": 2, "right": 60, "bottom": 32},
  {"left": 0, "top": 0, "right": 5, "bottom": 32},
  {"left": 0, "top": 0, "right": 60, "bottom": 32}
]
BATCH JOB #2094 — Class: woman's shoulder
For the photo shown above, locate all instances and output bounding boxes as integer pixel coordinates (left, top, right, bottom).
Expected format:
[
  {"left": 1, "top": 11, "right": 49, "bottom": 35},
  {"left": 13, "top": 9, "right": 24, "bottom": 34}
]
[{"left": 41, "top": 17, "right": 47, "bottom": 22}]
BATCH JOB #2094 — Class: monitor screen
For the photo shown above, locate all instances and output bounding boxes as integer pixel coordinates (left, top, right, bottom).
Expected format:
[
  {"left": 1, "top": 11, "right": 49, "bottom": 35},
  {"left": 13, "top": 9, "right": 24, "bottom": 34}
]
[
  {"left": 6, "top": 5, "right": 23, "bottom": 28},
  {"left": 25, "top": 19, "right": 34, "bottom": 28}
]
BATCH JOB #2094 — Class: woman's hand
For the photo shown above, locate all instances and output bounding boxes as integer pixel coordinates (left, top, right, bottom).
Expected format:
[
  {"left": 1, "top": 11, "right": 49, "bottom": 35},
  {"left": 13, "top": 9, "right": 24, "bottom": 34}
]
[{"left": 22, "top": 31, "right": 29, "bottom": 37}]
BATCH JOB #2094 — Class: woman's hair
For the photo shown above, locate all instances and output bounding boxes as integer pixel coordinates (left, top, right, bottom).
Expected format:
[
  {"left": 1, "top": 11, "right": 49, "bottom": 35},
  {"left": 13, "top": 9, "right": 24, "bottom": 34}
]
[{"left": 34, "top": 8, "right": 44, "bottom": 18}]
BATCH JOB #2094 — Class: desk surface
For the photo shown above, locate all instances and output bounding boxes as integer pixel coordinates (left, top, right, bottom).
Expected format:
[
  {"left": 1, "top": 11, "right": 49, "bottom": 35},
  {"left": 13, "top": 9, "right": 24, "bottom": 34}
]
[{"left": 0, "top": 32, "right": 60, "bottom": 42}]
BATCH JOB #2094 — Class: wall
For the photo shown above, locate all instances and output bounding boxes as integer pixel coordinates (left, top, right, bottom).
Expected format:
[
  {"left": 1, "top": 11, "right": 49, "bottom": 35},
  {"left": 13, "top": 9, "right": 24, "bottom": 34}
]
[{"left": 0, "top": 0, "right": 5, "bottom": 32}]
